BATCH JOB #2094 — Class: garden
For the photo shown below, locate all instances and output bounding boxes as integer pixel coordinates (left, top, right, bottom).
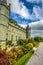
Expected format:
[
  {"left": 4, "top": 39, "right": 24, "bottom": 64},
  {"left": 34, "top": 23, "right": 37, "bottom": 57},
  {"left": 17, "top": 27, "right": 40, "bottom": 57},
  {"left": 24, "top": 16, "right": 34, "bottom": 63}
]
[{"left": 0, "top": 36, "right": 43, "bottom": 65}]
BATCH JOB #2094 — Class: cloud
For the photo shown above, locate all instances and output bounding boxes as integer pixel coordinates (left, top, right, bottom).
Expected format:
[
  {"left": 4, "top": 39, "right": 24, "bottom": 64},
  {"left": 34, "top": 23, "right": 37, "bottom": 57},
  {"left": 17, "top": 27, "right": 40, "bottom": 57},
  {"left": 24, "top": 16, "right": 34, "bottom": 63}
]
[
  {"left": 19, "top": 19, "right": 43, "bottom": 30},
  {"left": 19, "top": 24, "right": 27, "bottom": 29},
  {"left": 7, "top": 0, "right": 43, "bottom": 20},
  {"left": 33, "top": 6, "right": 43, "bottom": 19},
  {"left": 29, "top": 19, "right": 43, "bottom": 37},
  {"left": 7, "top": 0, "right": 31, "bottom": 19},
  {"left": 29, "top": 19, "right": 43, "bottom": 30},
  {"left": 18, "top": 19, "right": 43, "bottom": 37},
  {"left": 31, "top": 30, "right": 43, "bottom": 37},
  {"left": 26, "top": 0, "right": 43, "bottom": 19}
]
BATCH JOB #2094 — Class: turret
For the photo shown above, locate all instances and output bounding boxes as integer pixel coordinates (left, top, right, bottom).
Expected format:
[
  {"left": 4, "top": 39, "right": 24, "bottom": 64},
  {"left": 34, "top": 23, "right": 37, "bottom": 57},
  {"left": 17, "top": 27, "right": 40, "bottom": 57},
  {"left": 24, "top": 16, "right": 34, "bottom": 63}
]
[
  {"left": 0, "top": 0, "right": 7, "bottom": 4},
  {"left": 26, "top": 24, "right": 31, "bottom": 38}
]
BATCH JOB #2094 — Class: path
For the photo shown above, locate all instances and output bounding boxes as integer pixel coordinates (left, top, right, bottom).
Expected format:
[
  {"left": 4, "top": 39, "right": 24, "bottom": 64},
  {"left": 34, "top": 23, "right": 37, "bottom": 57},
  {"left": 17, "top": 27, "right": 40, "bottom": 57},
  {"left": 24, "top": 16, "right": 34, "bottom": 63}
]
[{"left": 26, "top": 43, "right": 43, "bottom": 65}]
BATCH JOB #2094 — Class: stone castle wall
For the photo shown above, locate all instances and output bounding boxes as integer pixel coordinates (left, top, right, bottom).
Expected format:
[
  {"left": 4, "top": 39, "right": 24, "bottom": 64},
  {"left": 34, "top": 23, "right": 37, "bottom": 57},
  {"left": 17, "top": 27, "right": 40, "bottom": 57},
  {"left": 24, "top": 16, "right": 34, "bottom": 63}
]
[{"left": 0, "top": 4, "right": 26, "bottom": 45}]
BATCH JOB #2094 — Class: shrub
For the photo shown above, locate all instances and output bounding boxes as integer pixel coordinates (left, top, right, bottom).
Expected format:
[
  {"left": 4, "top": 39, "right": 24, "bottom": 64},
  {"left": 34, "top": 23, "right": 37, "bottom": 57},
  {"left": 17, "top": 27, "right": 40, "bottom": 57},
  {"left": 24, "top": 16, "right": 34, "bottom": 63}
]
[
  {"left": 7, "top": 51, "right": 18, "bottom": 65},
  {"left": 15, "top": 46, "right": 24, "bottom": 58},
  {"left": 26, "top": 43, "right": 33, "bottom": 51},
  {"left": 0, "top": 45, "right": 1, "bottom": 50},
  {"left": 32, "top": 42, "right": 36, "bottom": 47},
  {"left": 7, "top": 51, "right": 13, "bottom": 58},
  {"left": 21, "top": 46, "right": 28, "bottom": 54},
  {"left": 0, "top": 50, "right": 8, "bottom": 65},
  {"left": 6, "top": 40, "right": 14, "bottom": 46},
  {"left": 7, "top": 51, "right": 17, "bottom": 60},
  {"left": 34, "top": 36, "right": 43, "bottom": 42},
  {"left": 25, "top": 38, "right": 35, "bottom": 44},
  {"left": 8, "top": 58, "right": 16, "bottom": 65},
  {"left": 17, "top": 39, "right": 25, "bottom": 45},
  {"left": 8, "top": 58, "right": 13, "bottom": 65}
]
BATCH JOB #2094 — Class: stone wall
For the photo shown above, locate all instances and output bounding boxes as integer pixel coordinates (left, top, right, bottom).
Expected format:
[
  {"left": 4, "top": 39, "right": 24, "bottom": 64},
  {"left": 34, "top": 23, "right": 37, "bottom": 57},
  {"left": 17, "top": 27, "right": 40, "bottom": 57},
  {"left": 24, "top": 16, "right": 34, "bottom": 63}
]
[
  {"left": 0, "top": 4, "right": 26, "bottom": 45},
  {"left": 0, "top": 4, "right": 9, "bottom": 43}
]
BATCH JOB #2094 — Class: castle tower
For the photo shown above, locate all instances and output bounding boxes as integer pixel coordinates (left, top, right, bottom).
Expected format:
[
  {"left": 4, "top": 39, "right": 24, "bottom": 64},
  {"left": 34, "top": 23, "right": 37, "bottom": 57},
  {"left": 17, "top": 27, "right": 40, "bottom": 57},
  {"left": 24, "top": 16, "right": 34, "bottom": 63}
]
[
  {"left": 26, "top": 25, "right": 31, "bottom": 38},
  {"left": 0, "top": 0, "right": 9, "bottom": 43},
  {"left": 0, "top": 0, "right": 7, "bottom": 4}
]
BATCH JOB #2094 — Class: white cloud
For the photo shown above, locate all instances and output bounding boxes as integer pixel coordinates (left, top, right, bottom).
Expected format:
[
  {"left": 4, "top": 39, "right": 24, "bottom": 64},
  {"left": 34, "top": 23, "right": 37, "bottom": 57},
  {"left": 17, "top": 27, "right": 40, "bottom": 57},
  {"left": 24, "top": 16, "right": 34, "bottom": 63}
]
[
  {"left": 19, "top": 19, "right": 43, "bottom": 37},
  {"left": 7, "top": 0, "right": 42, "bottom": 20},
  {"left": 7, "top": 0, "right": 43, "bottom": 20},
  {"left": 7, "top": 0, "right": 31, "bottom": 19},
  {"left": 29, "top": 19, "right": 43, "bottom": 37},
  {"left": 19, "top": 19, "right": 43, "bottom": 29},
  {"left": 26, "top": 0, "right": 43, "bottom": 19},
  {"left": 29, "top": 19, "right": 43, "bottom": 29},
  {"left": 19, "top": 24, "right": 27, "bottom": 29},
  {"left": 33, "top": 6, "right": 42, "bottom": 19}
]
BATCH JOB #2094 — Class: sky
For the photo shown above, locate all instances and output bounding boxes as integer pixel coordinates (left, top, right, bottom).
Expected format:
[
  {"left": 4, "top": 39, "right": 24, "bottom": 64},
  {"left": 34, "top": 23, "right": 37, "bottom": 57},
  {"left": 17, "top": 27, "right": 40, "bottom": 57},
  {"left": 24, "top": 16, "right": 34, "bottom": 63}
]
[{"left": 7, "top": 0, "right": 43, "bottom": 37}]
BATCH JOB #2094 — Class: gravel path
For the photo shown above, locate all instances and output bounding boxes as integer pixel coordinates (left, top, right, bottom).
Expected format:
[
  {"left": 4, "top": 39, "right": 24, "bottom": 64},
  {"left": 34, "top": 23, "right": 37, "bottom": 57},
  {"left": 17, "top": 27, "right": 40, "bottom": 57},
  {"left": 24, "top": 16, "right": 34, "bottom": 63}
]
[{"left": 26, "top": 43, "right": 43, "bottom": 65}]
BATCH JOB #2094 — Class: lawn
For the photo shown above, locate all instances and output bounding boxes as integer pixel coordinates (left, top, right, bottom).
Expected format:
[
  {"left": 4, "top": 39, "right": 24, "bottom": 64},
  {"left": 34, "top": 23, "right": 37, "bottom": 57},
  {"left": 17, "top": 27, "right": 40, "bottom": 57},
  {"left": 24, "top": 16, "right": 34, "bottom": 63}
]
[{"left": 14, "top": 49, "right": 34, "bottom": 65}]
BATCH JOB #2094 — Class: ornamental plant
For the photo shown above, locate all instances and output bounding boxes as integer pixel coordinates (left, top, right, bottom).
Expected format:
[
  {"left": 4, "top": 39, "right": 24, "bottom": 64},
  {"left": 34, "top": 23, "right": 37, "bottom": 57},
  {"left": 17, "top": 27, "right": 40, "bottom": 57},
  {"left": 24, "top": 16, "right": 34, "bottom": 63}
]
[
  {"left": 26, "top": 43, "right": 33, "bottom": 51},
  {"left": 0, "top": 50, "right": 8, "bottom": 65}
]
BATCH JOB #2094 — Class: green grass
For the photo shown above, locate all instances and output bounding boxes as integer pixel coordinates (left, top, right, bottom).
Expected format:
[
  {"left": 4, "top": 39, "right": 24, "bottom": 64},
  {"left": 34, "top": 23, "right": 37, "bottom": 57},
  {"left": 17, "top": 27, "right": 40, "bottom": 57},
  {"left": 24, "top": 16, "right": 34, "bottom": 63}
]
[{"left": 14, "top": 50, "right": 34, "bottom": 65}]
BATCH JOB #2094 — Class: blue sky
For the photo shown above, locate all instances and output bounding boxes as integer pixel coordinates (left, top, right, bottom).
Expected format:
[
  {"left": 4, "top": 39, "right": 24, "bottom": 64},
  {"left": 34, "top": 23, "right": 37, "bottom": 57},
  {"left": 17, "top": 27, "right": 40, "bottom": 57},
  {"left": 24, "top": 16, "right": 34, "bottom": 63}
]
[{"left": 7, "top": 0, "right": 43, "bottom": 37}]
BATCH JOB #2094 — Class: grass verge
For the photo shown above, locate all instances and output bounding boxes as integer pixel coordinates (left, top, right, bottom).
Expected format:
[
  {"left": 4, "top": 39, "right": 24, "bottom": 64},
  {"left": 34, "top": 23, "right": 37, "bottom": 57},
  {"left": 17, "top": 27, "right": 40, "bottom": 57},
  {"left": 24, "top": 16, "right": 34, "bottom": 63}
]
[{"left": 14, "top": 49, "right": 34, "bottom": 65}]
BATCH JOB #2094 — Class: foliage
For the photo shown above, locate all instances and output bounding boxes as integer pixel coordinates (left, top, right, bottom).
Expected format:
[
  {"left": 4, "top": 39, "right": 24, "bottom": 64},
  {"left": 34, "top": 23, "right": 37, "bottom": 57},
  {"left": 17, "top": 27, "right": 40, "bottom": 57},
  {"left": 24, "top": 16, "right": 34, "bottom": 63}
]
[
  {"left": 7, "top": 51, "right": 17, "bottom": 60},
  {"left": 8, "top": 58, "right": 16, "bottom": 65},
  {"left": 21, "top": 46, "right": 28, "bottom": 54},
  {"left": 34, "top": 36, "right": 43, "bottom": 42},
  {"left": 14, "top": 50, "right": 34, "bottom": 65},
  {"left": 6, "top": 40, "right": 14, "bottom": 46},
  {"left": 32, "top": 42, "right": 36, "bottom": 47},
  {"left": 0, "top": 50, "right": 8, "bottom": 65},
  {"left": 17, "top": 39, "right": 25, "bottom": 45},
  {"left": 8, "top": 58, "right": 13, "bottom": 65},
  {"left": 7, "top": 51, "right": 18, "bottom": 65},
  {"left": 7, "top": 51, "right": 13, "bottom": 58},
  {"left": 9, "top": 58, "right": 16, "bottom": 65},
  {"left": 0, "top": 45, "right": 1, "bottom": 50},
  {"left": 25, "top": 38, "right": 35, "bottom": 44},
  {"left": 15, "top": 46, "right": 24, "bottom": 58},
  {"left": 26, "top": 43, "right": 33, "bottom": 51}
]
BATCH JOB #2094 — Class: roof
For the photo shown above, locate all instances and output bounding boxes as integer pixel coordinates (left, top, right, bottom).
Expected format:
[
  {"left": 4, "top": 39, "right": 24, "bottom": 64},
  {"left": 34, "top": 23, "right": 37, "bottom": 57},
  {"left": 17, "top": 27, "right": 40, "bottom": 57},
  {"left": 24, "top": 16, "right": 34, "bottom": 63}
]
[{"left": 9, "top": 19, "right": 26, "bottom": 31}]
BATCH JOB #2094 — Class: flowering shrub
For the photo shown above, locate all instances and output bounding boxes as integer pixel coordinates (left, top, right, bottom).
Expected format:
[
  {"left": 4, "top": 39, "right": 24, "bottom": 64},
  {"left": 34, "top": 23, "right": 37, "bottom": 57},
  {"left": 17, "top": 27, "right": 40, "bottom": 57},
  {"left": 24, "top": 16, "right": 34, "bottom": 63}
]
[
  {"left": 7, "top": 51, "right": 17, "bottom": 60},
  {"left": 26, "top": 43, "right": 33, "bottom": 51},
  {"left": 21, "top": 46, "right": 28, "bottom": 54},
  {"left": 0, "top": 50, "right": 8, "bottom": 65},
  {"left": 15, "top": 46, "right": 24, "bottom": 58},
  {"left": 7, "top": 51, "right": 18, "bottom": 65}
]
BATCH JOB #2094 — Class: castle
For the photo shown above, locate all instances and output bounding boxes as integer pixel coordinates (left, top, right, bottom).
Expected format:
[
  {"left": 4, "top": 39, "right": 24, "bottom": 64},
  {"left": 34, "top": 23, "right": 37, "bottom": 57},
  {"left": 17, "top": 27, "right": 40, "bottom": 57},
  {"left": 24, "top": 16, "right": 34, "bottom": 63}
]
[{"left": 0, "top": 0, "right": 30, "bottom": 45}]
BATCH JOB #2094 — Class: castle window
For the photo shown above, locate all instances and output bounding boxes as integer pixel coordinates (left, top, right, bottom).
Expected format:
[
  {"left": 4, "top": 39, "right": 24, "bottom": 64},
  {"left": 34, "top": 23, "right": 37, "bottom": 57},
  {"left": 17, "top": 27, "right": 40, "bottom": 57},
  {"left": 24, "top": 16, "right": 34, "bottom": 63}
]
[
  {"left": 16, "top": 36, "right": 17, "bottom": 41},
  {"left": 11, "top": 35, "right": 13, "bottom": 41},
  {"left": 0, "top": 8, "right": 1, "bottom": 10},
  {"left": 6, "top": 33, "right": 8, "bottom": 41}
]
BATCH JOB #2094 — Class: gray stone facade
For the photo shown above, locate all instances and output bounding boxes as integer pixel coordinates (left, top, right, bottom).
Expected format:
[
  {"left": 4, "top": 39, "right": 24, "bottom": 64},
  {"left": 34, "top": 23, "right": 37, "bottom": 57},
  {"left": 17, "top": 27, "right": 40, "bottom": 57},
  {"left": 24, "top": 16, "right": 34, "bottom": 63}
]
[{"left": 0, "top": 0, "right": 30, "bottom": 45}]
